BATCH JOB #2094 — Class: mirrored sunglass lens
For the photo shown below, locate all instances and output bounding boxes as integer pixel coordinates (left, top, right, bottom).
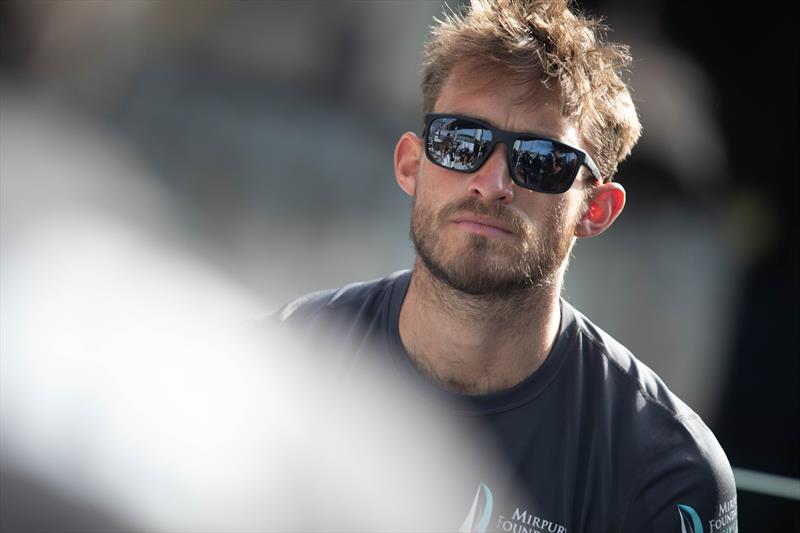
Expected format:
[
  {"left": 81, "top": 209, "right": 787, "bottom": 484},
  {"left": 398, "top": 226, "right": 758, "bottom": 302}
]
[
  {"left": 512, "top": 140, "right": 579, "bottom": 193},
  {"left": 427, "top": 118, "right": 492, "bottom": 171}
]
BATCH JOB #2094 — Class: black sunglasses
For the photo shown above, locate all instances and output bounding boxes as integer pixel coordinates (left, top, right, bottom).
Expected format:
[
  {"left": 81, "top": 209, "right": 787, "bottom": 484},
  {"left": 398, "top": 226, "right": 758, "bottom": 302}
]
[{"left": 423, "top": 113, "right": 602, "bottom": 194}]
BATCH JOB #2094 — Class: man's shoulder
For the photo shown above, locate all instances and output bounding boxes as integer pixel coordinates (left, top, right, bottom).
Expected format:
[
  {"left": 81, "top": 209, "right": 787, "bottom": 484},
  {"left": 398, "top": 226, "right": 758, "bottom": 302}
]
[
  {"left": 564, "top": 301, "right": 729, "bottom": 464},
  {"left": 564, "top": 301, "right": 735, "bottom": 523},
  {"left": 566, "top": 301, "right": 698, "bottom": 424},
  {"left": 274, "top": 269, "right": 410, "bottom": 326},
  {"left": 573, "top": 302, "right": 733, "bottom": 496}
]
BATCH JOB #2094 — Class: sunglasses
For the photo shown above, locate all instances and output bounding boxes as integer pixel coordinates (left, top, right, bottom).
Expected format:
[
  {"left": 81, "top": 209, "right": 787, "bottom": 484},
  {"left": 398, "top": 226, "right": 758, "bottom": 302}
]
[{"left": 423, "top": 113, "right": 602, "bottom": 194}]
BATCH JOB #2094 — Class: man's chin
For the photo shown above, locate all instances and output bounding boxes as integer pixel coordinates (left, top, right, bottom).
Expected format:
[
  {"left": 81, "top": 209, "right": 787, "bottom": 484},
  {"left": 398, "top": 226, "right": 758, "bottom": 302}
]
[
  {"left": 418, "top": 252, "right": 537, "bottom": 297},
  {"left": 441, "top": 231, "right": 522, "bottom": 262}
]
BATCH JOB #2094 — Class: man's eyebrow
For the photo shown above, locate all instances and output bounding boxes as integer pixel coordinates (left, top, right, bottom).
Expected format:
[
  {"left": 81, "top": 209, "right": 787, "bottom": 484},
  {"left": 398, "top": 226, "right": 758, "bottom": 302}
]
[{"left": 442, "top": 111, "right": 568, "bottom": 143}]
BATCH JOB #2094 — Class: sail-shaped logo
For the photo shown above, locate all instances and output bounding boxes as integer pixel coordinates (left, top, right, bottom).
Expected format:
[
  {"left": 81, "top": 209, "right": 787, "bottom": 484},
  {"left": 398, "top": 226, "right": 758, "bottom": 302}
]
[
  {"left": 677, "top": 504, "right": 704, "bottom": 533},
  {"left": 459, "top": 482, "right": 493, "bottom": 533}
]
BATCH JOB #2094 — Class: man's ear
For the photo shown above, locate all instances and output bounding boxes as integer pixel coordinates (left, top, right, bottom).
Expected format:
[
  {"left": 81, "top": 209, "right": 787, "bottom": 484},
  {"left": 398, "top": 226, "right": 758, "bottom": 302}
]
[
  {"left": 394, "top": 132, "right": 422, "bottom": 197},
  {"left": 575, "top": 181, "right": 626, "bottom": 238}
]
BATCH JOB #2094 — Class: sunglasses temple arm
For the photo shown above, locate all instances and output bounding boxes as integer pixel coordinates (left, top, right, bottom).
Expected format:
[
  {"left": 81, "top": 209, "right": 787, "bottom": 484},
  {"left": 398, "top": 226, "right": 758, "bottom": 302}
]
[{"left": 583, "top": 155, "right": 604, "bottom": 183}]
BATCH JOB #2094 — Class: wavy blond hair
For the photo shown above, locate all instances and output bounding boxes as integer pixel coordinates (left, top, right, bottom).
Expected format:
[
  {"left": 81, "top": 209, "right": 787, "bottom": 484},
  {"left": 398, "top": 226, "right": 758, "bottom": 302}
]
[{"left": 421, "top": 0, "right": 642, "bottom": 181}]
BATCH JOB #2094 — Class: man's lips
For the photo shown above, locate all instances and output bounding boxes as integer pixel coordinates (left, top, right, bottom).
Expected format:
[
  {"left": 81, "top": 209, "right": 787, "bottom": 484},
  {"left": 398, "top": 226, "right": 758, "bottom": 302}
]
[{"left": 450, "top": 215, "right": 516, "bottom": 236}]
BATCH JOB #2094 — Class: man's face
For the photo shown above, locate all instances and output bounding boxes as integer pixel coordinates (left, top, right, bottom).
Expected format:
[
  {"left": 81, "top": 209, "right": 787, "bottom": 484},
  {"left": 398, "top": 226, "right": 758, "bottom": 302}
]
[{"left": 409, "top": 63, "right": 592, "bottom": 296}]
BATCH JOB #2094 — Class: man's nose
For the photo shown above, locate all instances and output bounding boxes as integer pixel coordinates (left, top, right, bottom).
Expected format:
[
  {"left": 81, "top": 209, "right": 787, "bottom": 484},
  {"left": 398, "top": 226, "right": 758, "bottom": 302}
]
[{"left": 467, "top": 144, "right": 515, "bottom": 203}]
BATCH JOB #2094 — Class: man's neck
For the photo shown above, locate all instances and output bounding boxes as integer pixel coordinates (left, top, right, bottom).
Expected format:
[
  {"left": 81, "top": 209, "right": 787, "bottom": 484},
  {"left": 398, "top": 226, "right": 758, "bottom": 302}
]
[{"left": 398, "top": 258, "right": 563, "bottom": 395}]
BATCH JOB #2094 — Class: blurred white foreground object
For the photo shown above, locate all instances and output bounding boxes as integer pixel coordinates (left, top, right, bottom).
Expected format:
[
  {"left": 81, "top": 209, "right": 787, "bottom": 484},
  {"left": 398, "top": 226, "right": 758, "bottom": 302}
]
[{"left": 0, "top": 88, "right": 509, "bottom": 532}]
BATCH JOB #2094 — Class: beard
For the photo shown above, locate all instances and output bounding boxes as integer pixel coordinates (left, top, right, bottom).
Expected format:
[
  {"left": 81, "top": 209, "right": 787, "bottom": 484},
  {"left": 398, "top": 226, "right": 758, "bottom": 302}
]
[{"left": 409, "top": 193, "right": 578, "bottom": 297}]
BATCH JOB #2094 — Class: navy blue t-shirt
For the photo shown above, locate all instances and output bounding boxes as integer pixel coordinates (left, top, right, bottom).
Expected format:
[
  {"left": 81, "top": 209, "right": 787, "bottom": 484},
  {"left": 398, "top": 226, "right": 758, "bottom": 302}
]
[{"left": 276, "top": 270, "right": 738, "bottom": 533}]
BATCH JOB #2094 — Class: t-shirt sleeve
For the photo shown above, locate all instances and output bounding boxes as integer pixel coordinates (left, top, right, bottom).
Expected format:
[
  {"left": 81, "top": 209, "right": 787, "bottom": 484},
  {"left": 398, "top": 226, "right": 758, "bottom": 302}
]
[{"left": 621, "top": 413, "right": 738, "bottom": 533}]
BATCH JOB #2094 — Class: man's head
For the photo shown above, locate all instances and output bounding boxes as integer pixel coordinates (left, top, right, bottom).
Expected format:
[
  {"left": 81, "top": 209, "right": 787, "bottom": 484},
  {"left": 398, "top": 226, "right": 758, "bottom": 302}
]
[
  {"left": 421, "top": 0, "right": 641, "bottom": 182},
  {"left": 394, "top": 0, "right": 642, "bottom": 296}
]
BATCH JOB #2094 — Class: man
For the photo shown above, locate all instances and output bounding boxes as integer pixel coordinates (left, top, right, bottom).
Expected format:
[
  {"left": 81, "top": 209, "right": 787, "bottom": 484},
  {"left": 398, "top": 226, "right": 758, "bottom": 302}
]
[{"left": 276, "top": 1, "right": 737, "bottom": 531}]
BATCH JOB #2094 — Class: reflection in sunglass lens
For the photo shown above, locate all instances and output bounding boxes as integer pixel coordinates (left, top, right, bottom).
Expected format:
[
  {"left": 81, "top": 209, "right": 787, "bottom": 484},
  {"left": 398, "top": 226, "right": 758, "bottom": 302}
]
[
  {"left": 512, "top": 139, "right": 579, "bottom": 193},
  {"left": 426, "top": 118, "right": 492, "bottom": 171}
]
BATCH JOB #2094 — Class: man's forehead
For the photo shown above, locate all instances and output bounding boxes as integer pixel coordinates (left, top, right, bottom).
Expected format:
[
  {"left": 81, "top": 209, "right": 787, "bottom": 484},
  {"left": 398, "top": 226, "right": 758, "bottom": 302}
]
[
  {"left": 438, "top": 61, "right": 558, "bottom": 102},
  {"left": 433, "top": 62, "right": 581, "bottom": 145}
]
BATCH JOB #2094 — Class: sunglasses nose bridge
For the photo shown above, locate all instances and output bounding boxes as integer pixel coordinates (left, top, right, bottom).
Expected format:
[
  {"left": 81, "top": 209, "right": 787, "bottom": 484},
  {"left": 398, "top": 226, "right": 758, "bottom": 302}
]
[
  {"left": 490, "top": 131, "right": 521, "bottom": 178},
  {"left": 468, "top": 141, "right": 515, "bottom": 203},
  {"left": 473, "top": 132, "right": 510, "bottom": 165},
  {"left": 487, "top": 138, "right": 521, "bottom": 185}
]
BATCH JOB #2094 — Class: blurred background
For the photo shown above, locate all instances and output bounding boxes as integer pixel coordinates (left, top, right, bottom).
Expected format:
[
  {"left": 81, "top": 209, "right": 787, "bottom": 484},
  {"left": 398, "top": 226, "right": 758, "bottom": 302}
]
[{"left": 1, "top": 0, "right": 797, "bottom": 530}]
